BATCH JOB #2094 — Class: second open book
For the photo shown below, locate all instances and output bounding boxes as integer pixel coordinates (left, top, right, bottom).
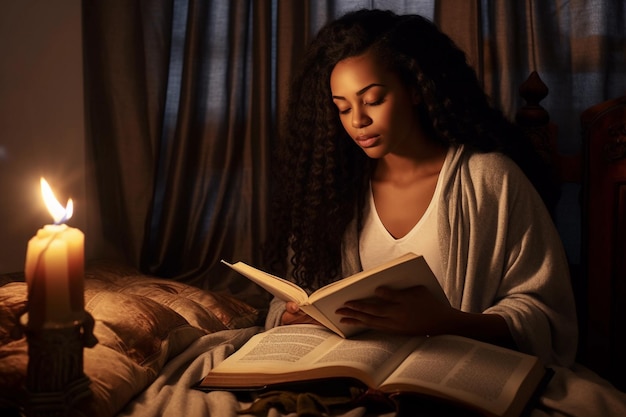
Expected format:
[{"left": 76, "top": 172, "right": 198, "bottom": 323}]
[
  {"left": 222, "top": 252, "right": 448, "bottom": 337},
  {"left": 197, "top": 325, "right": 548, "bottom": 417}
]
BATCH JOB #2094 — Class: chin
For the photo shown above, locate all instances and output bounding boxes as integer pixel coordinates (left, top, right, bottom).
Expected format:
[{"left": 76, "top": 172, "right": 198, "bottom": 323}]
[{"left": 360, "top": 147, "right": 387, "bottom": 159}]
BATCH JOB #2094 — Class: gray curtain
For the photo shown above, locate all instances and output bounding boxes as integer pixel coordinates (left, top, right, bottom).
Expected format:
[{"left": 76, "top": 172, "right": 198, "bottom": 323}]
[
  {"left": 82, "top": 1, "right": 173, "bottom": 273},
  {"left": 435, "top": 0, "right": 626, "bottom": 265},
  {"left": 438, "top": 0, "right": 626, "bottom": 155},
  {"left": 83, "top": 0, "right": 277, "bottom": 307},
  {"left": 82, "top": 0, "right": 625, "bottom": 306}
]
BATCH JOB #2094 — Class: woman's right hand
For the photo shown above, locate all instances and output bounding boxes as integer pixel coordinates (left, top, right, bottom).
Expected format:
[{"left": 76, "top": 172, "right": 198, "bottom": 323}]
[{"left": 281, "top": 301, "right": 321, "bottom": 326}]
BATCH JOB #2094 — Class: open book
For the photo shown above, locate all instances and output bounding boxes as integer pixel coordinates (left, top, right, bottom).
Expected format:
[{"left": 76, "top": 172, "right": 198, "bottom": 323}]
[
  {"left": 222, "top": 252, "right": 448, "bottom": 337},
  {"left": 197, "top": 325, "right": 548, "bottom": 417}
]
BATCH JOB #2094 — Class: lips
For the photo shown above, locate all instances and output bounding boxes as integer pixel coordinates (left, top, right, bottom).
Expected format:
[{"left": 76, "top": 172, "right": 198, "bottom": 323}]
[{"left": 355, "top": 134, "right": 380, "bottom": 148}]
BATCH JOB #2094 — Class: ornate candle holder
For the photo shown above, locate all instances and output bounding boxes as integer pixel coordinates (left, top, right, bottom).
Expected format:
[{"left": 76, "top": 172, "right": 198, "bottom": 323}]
[{"left": 20, "top": 312, "right": 98, "bottom": 417}]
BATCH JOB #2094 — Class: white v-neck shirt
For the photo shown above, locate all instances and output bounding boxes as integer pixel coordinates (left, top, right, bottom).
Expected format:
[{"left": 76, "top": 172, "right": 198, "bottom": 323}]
[{"left": 359, "top": 147, "right": 453, "bottom": 281}]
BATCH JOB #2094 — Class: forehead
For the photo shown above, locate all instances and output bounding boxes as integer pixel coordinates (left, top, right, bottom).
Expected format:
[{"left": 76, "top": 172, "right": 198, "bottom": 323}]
[{"left": 330, "top": 51, "right": 396, "bottom": 94}]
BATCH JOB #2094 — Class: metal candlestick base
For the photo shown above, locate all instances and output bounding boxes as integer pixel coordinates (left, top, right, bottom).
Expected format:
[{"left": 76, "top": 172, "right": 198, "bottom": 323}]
[{"left": 20, "top": 312, "right": 98, "bottom": 417}]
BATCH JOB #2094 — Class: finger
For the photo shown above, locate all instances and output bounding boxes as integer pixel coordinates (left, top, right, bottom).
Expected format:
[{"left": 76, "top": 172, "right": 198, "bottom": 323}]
[
  {"left": 341, "top": 299, "right": 389, "bottom": 317},
  {"left": 338, "top": 308, "right": 393, "bottom": 330},
  {"left": 374, "top": 285, "right": 424, "bottom": 301},
  {"left": 336, "top": 306, "right": 384, "bottom": 322},
  {"left": 285, "top": 301, "right": 300, "bottom": 313},
  {"left": 282, "top": 311, "right": 306, "bottom": 325},
  {"left": 282, "top": 314, "right": 298, "bottom": 325},
  {"left": 373, "top": 286, "right": 398, "bottom": 301}
]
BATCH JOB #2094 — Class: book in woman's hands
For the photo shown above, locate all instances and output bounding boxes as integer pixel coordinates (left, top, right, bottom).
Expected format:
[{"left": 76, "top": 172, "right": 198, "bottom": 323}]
[
  {"left": 221, "top": 252, "right": 448, "bottom": 338},
  {"left": 197, "top": 325, "right": 549, "bottom": 417}
]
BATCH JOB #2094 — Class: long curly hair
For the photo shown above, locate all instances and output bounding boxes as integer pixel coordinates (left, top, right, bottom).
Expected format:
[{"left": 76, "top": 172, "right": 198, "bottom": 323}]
[{"left": 263, "top": 9, "right": 545, "bottom": 290}]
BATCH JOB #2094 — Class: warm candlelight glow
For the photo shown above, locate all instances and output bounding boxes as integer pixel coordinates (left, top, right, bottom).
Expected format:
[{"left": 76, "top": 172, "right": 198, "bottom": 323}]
[
  {"left": 25, "top": 178, "right": 85, "bottom": 327},
  {"left": 40, "top": 177, "right": 73, "bottom": 224}
]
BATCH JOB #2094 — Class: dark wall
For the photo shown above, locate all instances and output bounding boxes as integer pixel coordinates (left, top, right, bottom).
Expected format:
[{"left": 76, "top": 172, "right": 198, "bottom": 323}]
[{"left": 0, "top": 0, "right": 86, "bottom": 273}]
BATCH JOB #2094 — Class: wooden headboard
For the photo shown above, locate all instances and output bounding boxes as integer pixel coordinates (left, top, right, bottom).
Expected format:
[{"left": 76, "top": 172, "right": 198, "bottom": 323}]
[
  {"left": 515, "top": 72, "right": 584, "bottom": 340},
  {"left": 581, "top": 95, "right": 626, "bottom": 391},
  {"left": 516, "top": 73, "right": 626, "bottom": 391},
  {"left": 515, "top": 71, "right": 582, "bottom": 212},
  {"left": 515, "top": 71, "right": 562, "bottom": 215}
]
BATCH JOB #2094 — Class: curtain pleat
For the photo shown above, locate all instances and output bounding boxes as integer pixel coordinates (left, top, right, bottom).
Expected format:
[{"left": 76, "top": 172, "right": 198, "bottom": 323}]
[
  {"left": 436, "top": 0, "right": 482, "bottom": 77},
  {"left": 436, "top": 0, "right": 626, "bottom": 153},
  {"left": 136, "top": 0, "right": 275, "bottom": 305},
  {"left": 82, "top": 0, "right": 172, "bottom": 267}
]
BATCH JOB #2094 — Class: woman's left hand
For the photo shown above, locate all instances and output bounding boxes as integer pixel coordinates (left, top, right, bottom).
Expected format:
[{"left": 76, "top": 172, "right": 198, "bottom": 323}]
[{"left": 335, "top": 285, "right": 456, "bottom": 336}]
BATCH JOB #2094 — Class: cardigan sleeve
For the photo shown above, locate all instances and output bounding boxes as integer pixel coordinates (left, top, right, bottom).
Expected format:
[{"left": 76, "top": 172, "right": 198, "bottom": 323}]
[
  {"left": 440, "top": 147, "right": 578, "bottom": 367},
  {"left": 486, "top": 160, "right": 578, "bottom": 366},
  {"left": 264, "top": 296, "right": 286, "bottom": 330}
]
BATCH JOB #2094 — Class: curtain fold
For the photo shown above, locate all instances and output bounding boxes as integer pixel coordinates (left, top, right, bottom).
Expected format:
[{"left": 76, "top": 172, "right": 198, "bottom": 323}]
[
  {"left": 137, "top": 0, "right": 275, "bottom": 305},
  {"left": 82, "top": 0, "right": 172, "bottom": 269},
  {"left": 82, "top": 0, "right": 625, "bottom": 306},
  {"left": 436, "top": 0, "right": 626, "bottom": 154},
  {"left": 436, "top": 0, "right": 483, "bottom": 79}
]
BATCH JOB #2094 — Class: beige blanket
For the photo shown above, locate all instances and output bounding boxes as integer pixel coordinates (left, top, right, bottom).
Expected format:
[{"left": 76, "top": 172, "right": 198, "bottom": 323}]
[{"left": 116, "top": 326, "right": 626, "bottom": 417}]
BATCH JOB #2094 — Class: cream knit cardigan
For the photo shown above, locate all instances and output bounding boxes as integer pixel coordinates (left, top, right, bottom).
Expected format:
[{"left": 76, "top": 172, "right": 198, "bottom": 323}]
[{"left": 266, "top": 145, "right": 578, "bottom": 367}]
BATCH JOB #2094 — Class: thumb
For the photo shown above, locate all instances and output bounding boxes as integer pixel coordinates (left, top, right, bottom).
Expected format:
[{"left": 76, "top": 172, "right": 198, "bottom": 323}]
[
  {"left": 285, "top": 301, "right": 301, "bottom": 313},
  {"left": 374, "top": 286, "right": 398, "bottom": 301}
]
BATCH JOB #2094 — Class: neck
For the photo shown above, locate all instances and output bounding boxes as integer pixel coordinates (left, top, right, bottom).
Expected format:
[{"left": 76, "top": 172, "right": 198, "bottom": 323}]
[{"left": 374, "top": 140, "right": 448, "bottom": 183}]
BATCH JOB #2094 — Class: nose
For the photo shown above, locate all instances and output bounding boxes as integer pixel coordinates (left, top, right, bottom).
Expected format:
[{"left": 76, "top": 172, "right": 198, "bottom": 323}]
[{"left": 351, "top": 109, "right": 372, "bottom": 128}]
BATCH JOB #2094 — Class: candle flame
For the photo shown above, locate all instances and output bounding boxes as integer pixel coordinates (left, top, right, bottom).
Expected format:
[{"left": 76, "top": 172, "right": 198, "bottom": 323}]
[{"left": 40, "top": 178, "right": 73, "bottom": 224}]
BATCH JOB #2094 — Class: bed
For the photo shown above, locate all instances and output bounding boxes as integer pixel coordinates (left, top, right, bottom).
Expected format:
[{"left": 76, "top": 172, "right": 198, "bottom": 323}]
[
  {"left": 2, "top": 261, "right": 625, "bottom": 417},
  {"left": 0, "top": 261, "right": 260, "bottom": 417},
  {"left": 2, "top": 79, "right": 626, "bottom": 417}
]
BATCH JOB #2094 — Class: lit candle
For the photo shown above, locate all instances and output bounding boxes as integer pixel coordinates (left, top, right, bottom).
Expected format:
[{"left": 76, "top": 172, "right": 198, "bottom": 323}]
[{"left": 24, "top": 178, "right": 84, "bottom": 327}]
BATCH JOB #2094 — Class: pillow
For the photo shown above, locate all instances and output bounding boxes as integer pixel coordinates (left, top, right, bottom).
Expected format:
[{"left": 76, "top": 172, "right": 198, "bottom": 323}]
[
  {"left": 85, "top": 275, "right": 258, "bottom": 331},
  {"left": 84, "top": 260, "right": 259, "bottom": 330},
  {"left": 0, "top": 283, "right": 29, "bottom": 414},
  {"left": 0, "top": 262, "right": 259, "bottom": 417}
]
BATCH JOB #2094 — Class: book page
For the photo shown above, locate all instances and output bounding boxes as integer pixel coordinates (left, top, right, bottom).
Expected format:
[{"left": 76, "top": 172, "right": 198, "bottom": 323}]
[
  {"left": 380, "top": 335, "right": 542, "bottom": 417},
  {"left": 312, "top": 329, "right": 422, "bottom": 386},
  {"left": 223, "top": 325, "right": 338, "bottom": 367},
  {"left": 307, "top": 254, "right": 448, "bottom": 337},
  {"left": 200, "top": 325, "right": 420, "bottom": 389},
  {"left": 309, "top": 253, "right": 447, "bottom": 302},
  {"left": 221, "top": 260, "right": 308, "bottom": 304}
]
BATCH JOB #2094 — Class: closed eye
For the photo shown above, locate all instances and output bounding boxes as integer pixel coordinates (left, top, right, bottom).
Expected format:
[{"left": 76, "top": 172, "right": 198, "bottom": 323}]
[
  {"left": 365, "top": 98, "right": 385, "bottom": 106},
  {"left": 334, "top": 96, "right": 384, "bottom": 116}
]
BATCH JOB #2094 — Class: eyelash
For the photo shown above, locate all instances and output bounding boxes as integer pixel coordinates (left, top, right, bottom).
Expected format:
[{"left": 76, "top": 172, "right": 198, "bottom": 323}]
[{"left": 338, "top": 98, "right": 386, "bottom": 115}]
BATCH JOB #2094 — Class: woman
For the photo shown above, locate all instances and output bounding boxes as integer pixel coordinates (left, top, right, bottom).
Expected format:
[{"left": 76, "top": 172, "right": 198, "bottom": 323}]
[{"left": 263, "top": 9, "right": 575, "bottom": 368}]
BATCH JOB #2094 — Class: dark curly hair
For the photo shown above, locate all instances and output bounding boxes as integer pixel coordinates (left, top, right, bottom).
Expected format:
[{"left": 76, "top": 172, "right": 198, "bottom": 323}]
[{"left": 263, "top": 9, "right": 546, "bottom": 291}]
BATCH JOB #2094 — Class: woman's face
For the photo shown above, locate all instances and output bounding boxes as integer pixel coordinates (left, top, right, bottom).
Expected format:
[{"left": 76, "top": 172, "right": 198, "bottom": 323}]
[{"left": 330, "top": 50, "right": 421, "bottom": 159}]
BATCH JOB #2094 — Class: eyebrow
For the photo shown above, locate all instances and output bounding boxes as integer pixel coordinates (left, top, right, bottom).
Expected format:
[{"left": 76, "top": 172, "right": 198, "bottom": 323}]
[{"left": 332, "top": 83, "right": 386, "bottom": 100}]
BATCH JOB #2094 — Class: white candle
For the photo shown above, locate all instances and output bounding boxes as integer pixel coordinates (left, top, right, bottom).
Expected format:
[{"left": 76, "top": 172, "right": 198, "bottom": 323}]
[{"left": 24, "top": 178, "right": 84, "bottom": 327}]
